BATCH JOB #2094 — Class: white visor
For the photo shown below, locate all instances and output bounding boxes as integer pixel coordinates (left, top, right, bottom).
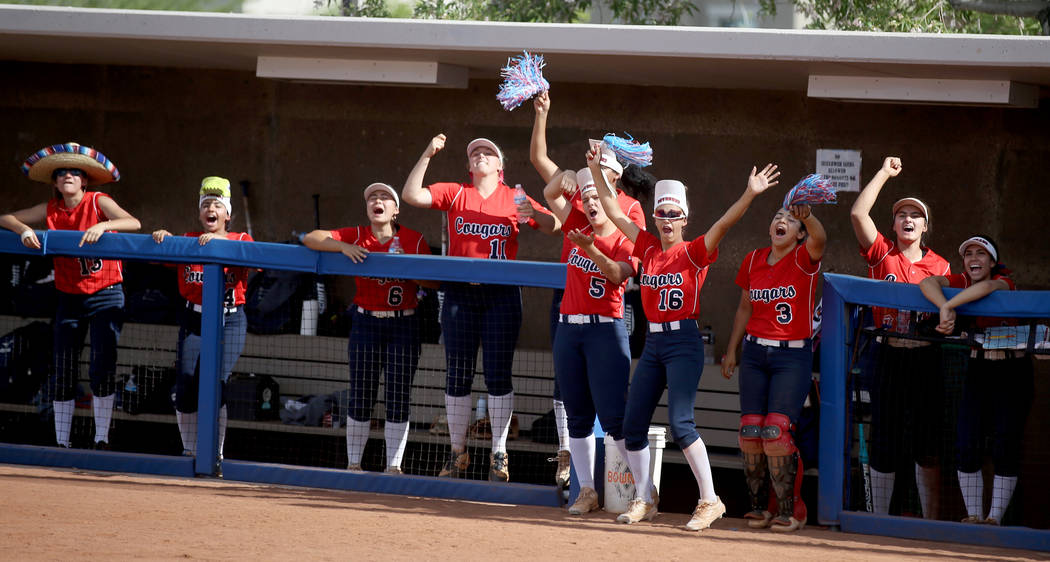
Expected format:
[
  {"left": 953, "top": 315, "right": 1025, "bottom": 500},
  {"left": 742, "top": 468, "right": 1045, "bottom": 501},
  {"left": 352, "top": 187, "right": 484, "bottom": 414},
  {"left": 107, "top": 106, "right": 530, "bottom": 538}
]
[
  {"left": 958, "top": 236, "right": 997, "bottom": 262},
  {"left": 364, "top": 182, "right": 399, "bottom": 209}
]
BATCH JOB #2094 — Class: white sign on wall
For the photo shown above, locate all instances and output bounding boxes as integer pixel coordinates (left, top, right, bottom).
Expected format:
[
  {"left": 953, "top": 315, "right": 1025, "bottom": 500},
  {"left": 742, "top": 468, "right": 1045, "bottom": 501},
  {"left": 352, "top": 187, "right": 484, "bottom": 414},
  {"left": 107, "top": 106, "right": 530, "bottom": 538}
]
[{"left": 816, "top": 149, "right": 862, "bottom": 192}]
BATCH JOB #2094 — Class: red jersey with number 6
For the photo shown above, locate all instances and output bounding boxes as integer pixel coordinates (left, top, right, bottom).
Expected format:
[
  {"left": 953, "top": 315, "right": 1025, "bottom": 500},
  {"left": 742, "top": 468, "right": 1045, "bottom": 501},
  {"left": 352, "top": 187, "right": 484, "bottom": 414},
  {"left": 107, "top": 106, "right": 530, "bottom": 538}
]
[
  {"left": 633, "top": 230, "right": 717, "bottom": 324},
  {"left": 330, "top": 226, "right": 430, "bottom": 311},
  {"left": 177, "top": 232, "right": 254, "bottom": 307},
  {"left": 46, "top": 191, "right": 123, "bottom": 295},
  {"left": 428, "top": 182, "right": 550, "bottom": 259},
  {"left": 560, "top": 213, "right": 637, "bottom": 317},
  {"left": 735, "top": 244, "right": 821, "bottom": 340},
  {"left": 861, "top": 231, "right": 950, "bottom": 330}
]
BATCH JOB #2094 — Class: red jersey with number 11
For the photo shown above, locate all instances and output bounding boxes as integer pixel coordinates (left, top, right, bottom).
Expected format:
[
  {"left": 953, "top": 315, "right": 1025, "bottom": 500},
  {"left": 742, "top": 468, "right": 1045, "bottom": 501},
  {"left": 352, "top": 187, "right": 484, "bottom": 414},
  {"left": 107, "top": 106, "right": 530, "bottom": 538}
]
[
  {"left": 735, "top": 244, "right": 820, "bottom": 340},
  {"left": 428, "top": 182, "right": 549, "bottom": 259},
  {"left": 633, "top": 230, "right": 717, "bottom": 324},
  {"left": 46, "top": 191, "right": 123, "bottom": 295},
  {"left": 330, "top": 226, "right": 430, "bottom": 311}
]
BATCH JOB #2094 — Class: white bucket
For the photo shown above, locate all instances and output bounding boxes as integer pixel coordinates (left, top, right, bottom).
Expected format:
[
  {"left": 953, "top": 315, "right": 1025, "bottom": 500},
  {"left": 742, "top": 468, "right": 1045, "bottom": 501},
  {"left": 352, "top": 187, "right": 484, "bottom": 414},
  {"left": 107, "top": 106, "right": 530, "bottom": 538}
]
[
  {"left": 603, "top": 426, "right": 667, "bottom": 513},
  {"left": 300, "top": 299, "right": 318, "bottom": 336}
]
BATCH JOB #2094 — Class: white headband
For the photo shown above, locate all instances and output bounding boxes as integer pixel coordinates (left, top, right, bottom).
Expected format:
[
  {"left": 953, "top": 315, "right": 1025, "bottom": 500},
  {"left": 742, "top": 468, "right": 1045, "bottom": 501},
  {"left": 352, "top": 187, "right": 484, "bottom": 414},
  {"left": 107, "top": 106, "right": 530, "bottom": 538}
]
[
  {"left": 199, "top": 195, "right": 232, "bottom": 216},
  {"left": 653, "top": 179, "right": 689, "bottom": 217}
]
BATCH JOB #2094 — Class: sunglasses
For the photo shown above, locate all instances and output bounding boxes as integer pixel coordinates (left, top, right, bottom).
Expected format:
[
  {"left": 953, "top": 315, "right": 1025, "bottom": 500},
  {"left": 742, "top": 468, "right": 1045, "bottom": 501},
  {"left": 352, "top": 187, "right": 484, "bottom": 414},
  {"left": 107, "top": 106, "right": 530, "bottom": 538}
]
[
  {"left": 52, "top": 168, "right": 86, "bottom": 179},
  {"left": 652, "top": 210, "right": 686, "bottom": 221}
]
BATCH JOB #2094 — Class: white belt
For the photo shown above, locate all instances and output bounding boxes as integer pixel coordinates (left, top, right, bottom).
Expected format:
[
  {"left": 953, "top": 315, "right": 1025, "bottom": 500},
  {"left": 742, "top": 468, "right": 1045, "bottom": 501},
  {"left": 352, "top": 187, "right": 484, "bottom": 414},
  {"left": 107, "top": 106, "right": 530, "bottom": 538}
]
[
  {"left": 745, "top": 334, "right": 808, "bottom": 349},
  {"left": 649, "top": 321, "right": 682, "bottom": 333},
  {"left": 560, "top": 314, "right": 615, "bottom": 325},
  {"left": 357, "top": 306, "right": 415, "bottom": 319},
  {"left": 971, "top": 349, "right": 1020, "bottom": 361},
  {"left": 191, "top": 303, "right": 238, "bottom": 314},
  {"left": 876, "top": 336, "right": 931, "bottom": 349}
]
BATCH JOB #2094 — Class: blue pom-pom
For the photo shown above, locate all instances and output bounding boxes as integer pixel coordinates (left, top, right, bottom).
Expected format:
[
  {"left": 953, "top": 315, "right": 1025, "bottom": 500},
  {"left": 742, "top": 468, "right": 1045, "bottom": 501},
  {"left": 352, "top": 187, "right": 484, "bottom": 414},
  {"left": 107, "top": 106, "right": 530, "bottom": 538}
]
[
  {"left": 783, "top": 174, "right": 837, "bottom": 209},
  {"left": 497, "top": 51, "right": 550, "bottom": 111},
  {"left": 601, "top": 132, "right": 653, "bottom": 168}
]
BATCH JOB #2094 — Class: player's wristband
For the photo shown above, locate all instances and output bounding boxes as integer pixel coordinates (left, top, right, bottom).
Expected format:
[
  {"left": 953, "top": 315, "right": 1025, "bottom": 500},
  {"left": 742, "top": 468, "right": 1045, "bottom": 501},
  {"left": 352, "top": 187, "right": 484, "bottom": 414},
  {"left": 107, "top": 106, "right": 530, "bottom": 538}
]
[{"left": 20, "top": 229, "right": 34, "bottom": 241}]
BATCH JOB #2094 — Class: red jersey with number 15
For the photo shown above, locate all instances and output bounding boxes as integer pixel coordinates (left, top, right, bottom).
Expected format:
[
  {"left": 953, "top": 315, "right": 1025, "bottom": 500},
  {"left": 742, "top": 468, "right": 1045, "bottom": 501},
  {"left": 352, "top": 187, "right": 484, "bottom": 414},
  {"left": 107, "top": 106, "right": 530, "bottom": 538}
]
[
  {"left": 330, "top": 226, "right": 430, "bottom": 311},
  {"left": 177, "top": 232, "right": 254, "bottom": 307},
  {"left": 46, "top": 191, "right": 123, "bottom": 295},
  {"left": 861, "top": 231, "right": 950, "bottom": 331},
  {"left": 633, "top": 230, "right": 718, "bottom": 324},
  {"left": 428, "top": 182, "right": 550, "bottom": 259},
  {"left": 560, "top": 215, "right": 637, "bottom": 317},
  {"left": 736, "top": 244, "right": 821, "bottom": 340}
]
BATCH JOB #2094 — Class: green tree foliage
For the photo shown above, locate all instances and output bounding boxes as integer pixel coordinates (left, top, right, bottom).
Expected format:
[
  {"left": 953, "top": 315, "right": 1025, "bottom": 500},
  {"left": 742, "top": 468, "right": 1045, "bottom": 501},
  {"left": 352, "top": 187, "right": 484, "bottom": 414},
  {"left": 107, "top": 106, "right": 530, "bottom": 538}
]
[
  {"left": 5, "top": 0, "right": 242, "bottom": 10},
  {"left": 759, "top": 0, "right": 1046, "bottom": 34}
]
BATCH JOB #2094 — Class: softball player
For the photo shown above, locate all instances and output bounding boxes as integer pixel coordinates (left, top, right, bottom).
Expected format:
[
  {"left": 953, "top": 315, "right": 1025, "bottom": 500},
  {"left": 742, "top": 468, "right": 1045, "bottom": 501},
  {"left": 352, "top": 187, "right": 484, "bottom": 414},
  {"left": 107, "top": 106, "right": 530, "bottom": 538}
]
[
  {"left": 303, "top": 182, "right": 431, "bottom": 474},
  {"left": 589, "top": 145, "right": 779, "bottom": 530},
  {"left": 402, "top": 134, "right": 556, "bottom": 482},
  {"left": 531, "top": 90, "right": 647, "bottom": 486},
  {"left": 850, "top": 157, "right": 950, "bottom": 518},
  {"left": 0, "top": 142, "right": 141, "bottom": 450},
  {"left": 542, "top": 167, "right": 637, "bottom": 514},
  {"left": 153, "top": 177, "right": 252, "bottom": 463},
  {"left": 722, "top": 201, "right": 826, "bottom": 532},
  {"left": 920, "top": 235, "right": 1029, "bottom": 525}
]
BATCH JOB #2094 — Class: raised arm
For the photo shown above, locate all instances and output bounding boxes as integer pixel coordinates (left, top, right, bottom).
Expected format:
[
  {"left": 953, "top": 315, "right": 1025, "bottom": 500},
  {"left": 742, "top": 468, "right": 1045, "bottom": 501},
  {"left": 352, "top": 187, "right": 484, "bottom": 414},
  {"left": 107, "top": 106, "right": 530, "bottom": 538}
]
[
  {"left": 82, "top": 196, "right": 141, "bottom": 246},
  {"left": 542, "top": 169, "right": 578, "bottom": 225},
  {"left": 530, "top": 91, "right": 560, "bottom": 183},
  {"left": 722, "top": 289, "right": 752, "bottom": 379},
  {"left": 566, "top": 230, "right": 633, "bottom": 285},
  {"left": 703, "top": 164, "right": 779, "bottom": 255},
  {"left": 0, "top": 203, "right": 48, "bottom": 249},
  {"left": 791, "top": 205, "right": 826, "bottom": 262},
  {"left": 402, "top": 134, "right": 445, "bottom": 208},
  {"left": 851, "top": 157, "right": 901, "bottom": 251},
  {"left": 587, "top": 146, "right": 640, "bottom": 243}
]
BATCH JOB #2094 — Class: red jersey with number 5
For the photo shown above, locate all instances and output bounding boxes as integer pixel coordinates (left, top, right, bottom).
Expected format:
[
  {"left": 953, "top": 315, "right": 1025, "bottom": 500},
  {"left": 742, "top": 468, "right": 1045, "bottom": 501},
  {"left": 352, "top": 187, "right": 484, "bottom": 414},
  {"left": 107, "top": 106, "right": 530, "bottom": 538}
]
[
  {"left": 428, "top": 182, "right": 549, "bottom": 259},
  {"left": 560, "top": 216, "right": 636, "bottom": 317},
  {"left": 177, "top": 232, "right": 254, "bottom": 307},
  {"left": 736, "top": 244, "right": 821, "bottom": 340},
  {"left": 633, "top": 230, "right": 717, "bottom": 323},
  {"left": 861, "top": 231, "right": 950, "bottom": 330},
  {"left": 330, "top": 226, "right": 430, "bottom": 311},
  {"left": 46, "top": 191, "right": 123, "bottom": 295}
]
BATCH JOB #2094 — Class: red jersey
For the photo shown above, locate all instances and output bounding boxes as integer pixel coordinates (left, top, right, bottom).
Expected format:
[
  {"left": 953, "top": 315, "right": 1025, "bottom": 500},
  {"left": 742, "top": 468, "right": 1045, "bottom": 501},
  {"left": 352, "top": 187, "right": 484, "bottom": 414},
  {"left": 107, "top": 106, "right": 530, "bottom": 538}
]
[
  {"left": 177, "top": 232, "right": 254, "bottom": 307},
  {"left": 735, "top": 244, "right": 821, "bottom": 340},
  {"left": 633, "top": 230, "right": 717, "bottom": 323},
  {"left": 560, "top": 190, "right": 645, "bottom": 261},
  {"left": 861, "top": 231, "right": 950, "bottom": 331},
  {"left": 428, "top": 182, "right": 550, "bottom": 259},
  {"left": 46, "top": 191, "right": 123, "bottom": 295},
  {"left": 560, "top": 224, "right": 636, "bottom": 317},
  {"left": 330, "top": 226, "right": 430, "bottom": 311},
  {"left": 945, "top": 273, "right": 1016, "bottom": 330}
]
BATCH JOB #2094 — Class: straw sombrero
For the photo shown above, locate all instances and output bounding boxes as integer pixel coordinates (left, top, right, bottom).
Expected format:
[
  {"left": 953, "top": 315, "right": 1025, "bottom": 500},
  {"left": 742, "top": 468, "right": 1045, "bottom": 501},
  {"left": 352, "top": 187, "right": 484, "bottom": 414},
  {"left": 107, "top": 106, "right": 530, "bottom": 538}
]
[{"left": 20, "top": 142, "right": 120, "bottom": 186}]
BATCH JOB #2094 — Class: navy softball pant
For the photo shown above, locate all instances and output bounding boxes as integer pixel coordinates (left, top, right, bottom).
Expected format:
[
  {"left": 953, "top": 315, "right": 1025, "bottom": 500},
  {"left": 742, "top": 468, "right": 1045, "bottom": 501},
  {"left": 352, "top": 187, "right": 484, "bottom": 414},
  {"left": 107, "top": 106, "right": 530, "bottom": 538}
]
[
  {"left": 738, "top": 339, "right": 812, "bottom": 424},
  {"left": 174, "top": 305, "right": 247, "bottom": 413},
  {"left": 552, "top": 318, "right": 630, "bottom": 441},
  {"left": 51, "top": 284, "right": 124, "bottom": 401},
  {"left": 441, "top": 283, "right": 521, "bottom": 397},
  {"left": 347, "top": 309, "right": 421, "bottom": 423}
]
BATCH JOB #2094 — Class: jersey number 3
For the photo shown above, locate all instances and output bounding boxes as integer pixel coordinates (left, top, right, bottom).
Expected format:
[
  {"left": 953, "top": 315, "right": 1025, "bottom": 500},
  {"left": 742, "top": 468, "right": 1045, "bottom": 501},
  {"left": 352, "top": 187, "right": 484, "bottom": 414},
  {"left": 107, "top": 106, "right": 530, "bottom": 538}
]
[{"left": 775, "top": 302, "right": 792, "bottom": 324}]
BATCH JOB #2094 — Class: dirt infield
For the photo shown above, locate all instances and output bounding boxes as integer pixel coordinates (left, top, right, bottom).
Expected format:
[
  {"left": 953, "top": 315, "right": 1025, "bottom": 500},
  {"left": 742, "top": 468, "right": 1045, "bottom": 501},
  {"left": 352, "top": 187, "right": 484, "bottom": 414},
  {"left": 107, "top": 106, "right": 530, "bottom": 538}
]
[{"left": 0, "top": 465, "right": 1044, "bottom": 561}]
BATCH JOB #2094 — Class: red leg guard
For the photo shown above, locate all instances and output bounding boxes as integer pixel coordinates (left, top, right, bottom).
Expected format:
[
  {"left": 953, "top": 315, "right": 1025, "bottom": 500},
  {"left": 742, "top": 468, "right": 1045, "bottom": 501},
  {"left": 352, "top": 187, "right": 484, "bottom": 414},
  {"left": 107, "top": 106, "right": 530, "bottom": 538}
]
[
  {"left": 761, "top": 413, "right": 796, "bottom": 457},
  {"left": 739, "top": 414, "right": 765, "bottom": 454}
]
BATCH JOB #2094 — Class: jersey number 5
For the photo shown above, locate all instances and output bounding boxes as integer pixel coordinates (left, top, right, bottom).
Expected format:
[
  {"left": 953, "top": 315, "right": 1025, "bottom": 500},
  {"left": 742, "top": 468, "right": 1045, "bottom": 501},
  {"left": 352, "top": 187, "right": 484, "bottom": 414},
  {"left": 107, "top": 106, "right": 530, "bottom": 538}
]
[{"left": 588, "top": 277, "right": 606, "bottom": 299}]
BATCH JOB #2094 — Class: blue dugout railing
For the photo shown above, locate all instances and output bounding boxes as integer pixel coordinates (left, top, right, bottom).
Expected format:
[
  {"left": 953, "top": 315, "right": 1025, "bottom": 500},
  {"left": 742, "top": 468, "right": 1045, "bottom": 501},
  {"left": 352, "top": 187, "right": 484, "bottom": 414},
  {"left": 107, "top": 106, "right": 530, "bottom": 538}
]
[
  {"left": 820, "top": 273, "right": 1050, "bottom": 551},
  {"left": 0, "top": 230, "right": 566, "bottom": 507}
]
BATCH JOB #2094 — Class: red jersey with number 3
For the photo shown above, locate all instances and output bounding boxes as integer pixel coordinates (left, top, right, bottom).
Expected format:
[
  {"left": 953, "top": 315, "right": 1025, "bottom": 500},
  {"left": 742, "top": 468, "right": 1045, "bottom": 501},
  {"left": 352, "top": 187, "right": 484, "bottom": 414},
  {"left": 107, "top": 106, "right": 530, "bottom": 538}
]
[
  {"left": 633, "top": 230, "right": 717, "bottom": 323},
  {"left": 330, "top": 226, "right": 430, "bottom": 311},
  {"left": 428, "top": 182, "right": 549, "bottom": 259},
  {"left": 560, "top": 190, "right": 645, "bottom": 261},
  {"left": 862, "top": 231, "right": 950, "bottom": 330},
  {"left": 46, "top": 191, "right": 123, "bottom": 295},
  {"left": 177, "top": 232, "right": 254, "bottom": 306},
  {"left": 945, "top": 272, "right": 1016, "bottom": 330},
  {"left": 560, "top": 219, "right": 636, "bottom": 317},
  {"left": 736, "top": 244, "right": 821, "bottom": 340}
]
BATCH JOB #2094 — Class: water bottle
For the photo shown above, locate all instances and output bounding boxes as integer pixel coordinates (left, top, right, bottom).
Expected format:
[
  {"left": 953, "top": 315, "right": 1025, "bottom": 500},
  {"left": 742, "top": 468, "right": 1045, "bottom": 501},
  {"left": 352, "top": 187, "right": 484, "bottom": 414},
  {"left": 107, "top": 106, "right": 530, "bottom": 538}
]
[
  {"left": 897, "top": 309, "right": 911, "bottom": 335},
  {"left": 476, "top": 396, "right": 488, "bottom": 421},
  {"left": 514, "top": 184, "right": 528, "bottom": 224},
  {"left": 701, "top": 325, "right": 715, "bottom": 364},
  {"left": 389, "top": 235, "right": 403, "bottom": 254}
]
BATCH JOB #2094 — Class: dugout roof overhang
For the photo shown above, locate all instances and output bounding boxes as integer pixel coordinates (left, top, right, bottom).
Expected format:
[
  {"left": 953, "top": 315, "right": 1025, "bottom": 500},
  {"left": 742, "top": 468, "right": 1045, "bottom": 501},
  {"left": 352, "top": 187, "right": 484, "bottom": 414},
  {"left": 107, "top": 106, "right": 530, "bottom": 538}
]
[{"left": 1, "top": 4, "right": 1049, "bottom": 106}]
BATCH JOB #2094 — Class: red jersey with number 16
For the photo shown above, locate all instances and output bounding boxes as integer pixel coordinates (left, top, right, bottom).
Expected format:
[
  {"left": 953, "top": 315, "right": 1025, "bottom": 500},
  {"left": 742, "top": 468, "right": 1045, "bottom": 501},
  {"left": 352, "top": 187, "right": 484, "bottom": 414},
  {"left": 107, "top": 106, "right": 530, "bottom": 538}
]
[
  {"left": 633, "top": 230, "right": 717, "bottom": 324},
  {"left": 861, "top": 231, "right": 950, "bottom": 331},
  {"left": 736, "top": 244, "right": 821, "bottom": 340},
  {"left": 428, "top": 182, "right": 550, "bottom": 259},
  {"left": 46, "top": 191, "right": 123, "bottom": 295},
  {"left": 177, "top": 232, "right": 254, "bottom": 307},
  {"left": 560, "top": 214, "right": 637, "bottom": 317},
  {"left": 330, "top": 226, "right": 430, "bottom": 311}
]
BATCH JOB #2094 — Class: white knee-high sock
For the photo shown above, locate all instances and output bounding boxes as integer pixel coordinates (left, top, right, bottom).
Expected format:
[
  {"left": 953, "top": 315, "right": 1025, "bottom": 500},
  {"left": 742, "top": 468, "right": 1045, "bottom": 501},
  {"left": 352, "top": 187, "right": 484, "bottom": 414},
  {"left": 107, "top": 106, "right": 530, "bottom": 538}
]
[
  {"left": 488, "top": 392, "right": 514, "bottom": 454},
  {"left": 54, "top": 399, "right": 75, "bottom": 447},
  {"left": 568, "top": 434, "right": 596, "bottom": 490},
  {"left": 445, "top": 394, "right": 472, "bottom": 452},
  {"left": 176, "top": 410, "right": 198, "bottom": 454},
  {"left": 915, "top": 464, "right": 940, "bottom": 519},
  {"left": 346, "top": 418, "right": 370, "bottom": 466},
  {"left": 958, "top": 470, "right": 984, "bottom": 518},
  {"left": 553, "top": 399, "right": 570, "bottom": 452},
  {"left": 385, "top": 421, "right": 409, "bottom": 469},
  {"left": 626, "top": 447, "right": 652, "bottom": 503},
  {"left": 217, "top": 405, "right": 228, "bottom": 457},
  {"left": 869, "top": 468, "right": 894, "bottom": 515},
  {"left": 988, "top": 475, "right": 1018, "bottom": 523},
  {"left": 682, "top": 438, "right": 717, "bottom": 501},
  {"left": 93, "top": 393, "right": 115, "bottom": 444}
]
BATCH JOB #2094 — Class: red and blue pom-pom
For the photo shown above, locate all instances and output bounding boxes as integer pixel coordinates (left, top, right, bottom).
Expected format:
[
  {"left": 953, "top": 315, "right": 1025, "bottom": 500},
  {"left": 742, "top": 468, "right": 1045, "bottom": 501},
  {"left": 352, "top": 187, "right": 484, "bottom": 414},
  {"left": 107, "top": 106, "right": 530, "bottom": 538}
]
[
  {"left": 497, "top": 51, "right": 550, "bottom": 111},
  {"left": 602, "top": 132, "right": 653, "bottom": 168},
  {"left": 783, "top": 174, "right": 837, "bottom": 209}
]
